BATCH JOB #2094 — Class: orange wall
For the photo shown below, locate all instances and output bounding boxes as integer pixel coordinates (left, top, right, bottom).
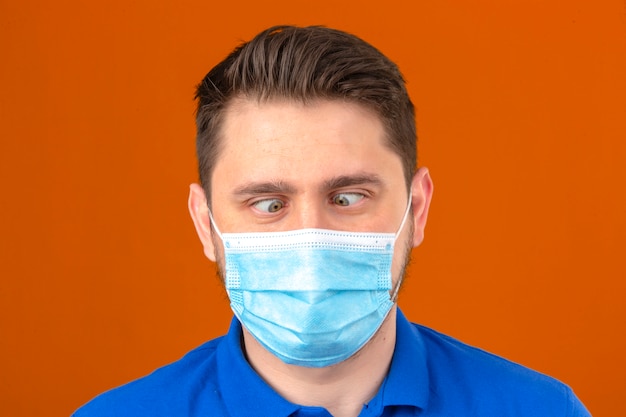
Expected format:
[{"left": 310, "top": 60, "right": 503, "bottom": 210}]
[{"left": 1, "top": 1, "right": 624, "bottom": 416}]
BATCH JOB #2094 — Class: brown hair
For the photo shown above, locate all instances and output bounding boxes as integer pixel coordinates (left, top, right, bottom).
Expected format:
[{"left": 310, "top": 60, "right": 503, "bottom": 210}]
[{"left": 195, "top": 25, "right": 416, "bottom": 203}]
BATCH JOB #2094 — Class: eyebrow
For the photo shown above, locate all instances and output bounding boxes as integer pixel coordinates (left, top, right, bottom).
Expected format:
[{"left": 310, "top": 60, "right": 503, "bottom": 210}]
[
  {"left": 233, "top": 180, "right": 297, "bottom": 196},
  {"left": 231, "top": 173, "right": 383, "bottom": 197},
  {"left": 321, "top": 173, "right": 383, "bottom": 191}
]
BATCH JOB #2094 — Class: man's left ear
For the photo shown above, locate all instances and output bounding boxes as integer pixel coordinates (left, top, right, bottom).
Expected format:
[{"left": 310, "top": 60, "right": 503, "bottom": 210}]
[{"left": 409, "top": 167, "right": 434, "bottom": 247}]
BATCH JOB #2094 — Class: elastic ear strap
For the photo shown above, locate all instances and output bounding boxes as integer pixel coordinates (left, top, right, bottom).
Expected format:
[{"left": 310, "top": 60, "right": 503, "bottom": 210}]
[
  {"left": 390, "top": 195, "right": 412, "bottom": 303},
  {"left": 207, "top": 210, "right": 224, "bottom": 241},
  {"left": 395, "top": 195, "right": 413, "bottom": 238},
  {"left": 390, "top": 274, "right": 403, "bottom": 303}
]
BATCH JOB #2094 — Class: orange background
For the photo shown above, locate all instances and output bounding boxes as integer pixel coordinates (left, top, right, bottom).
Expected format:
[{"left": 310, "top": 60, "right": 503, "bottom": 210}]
[{"left": 1, "top": 1, "right": 624, "bottom": 416}]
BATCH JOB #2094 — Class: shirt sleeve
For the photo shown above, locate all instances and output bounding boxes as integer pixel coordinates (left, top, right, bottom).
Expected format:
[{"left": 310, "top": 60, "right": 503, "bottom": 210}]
[{"left": 566, "top": 386, "right": 592, "bottom": 417}]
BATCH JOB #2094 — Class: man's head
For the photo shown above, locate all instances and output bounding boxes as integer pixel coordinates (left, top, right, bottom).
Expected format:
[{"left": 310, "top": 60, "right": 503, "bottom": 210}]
[
  {"left": 188, "top": 25, "right": 433, "bottom": 369},
  {"left": 194, "top": 25, "right": 417, "bottom": 205}
]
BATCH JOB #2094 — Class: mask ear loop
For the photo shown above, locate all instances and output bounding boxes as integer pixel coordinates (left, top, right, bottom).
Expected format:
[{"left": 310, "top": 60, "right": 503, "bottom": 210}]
[
  {"left": 390, "top": 276, "right": 403, "bottom": 303},
  {"left": 394, "top": 195, "right": 413, "bottom": 239},
  {"left": 390, "top": 195, "right": 412, "bottom": 303},
  {"left": 207, "top": 210, "right": 225, "bottom": 242}
]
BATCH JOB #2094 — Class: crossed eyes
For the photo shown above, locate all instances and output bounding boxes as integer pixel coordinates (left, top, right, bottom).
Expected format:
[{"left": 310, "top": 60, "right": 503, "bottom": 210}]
[{"left": 253, "top": 192, "right": 365, "bottom": 213}]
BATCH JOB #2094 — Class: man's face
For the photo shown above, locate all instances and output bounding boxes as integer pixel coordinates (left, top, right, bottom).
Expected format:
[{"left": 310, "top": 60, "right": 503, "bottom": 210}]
[{"left": 190, "top": 97, "right": 432, "bottom": 296}]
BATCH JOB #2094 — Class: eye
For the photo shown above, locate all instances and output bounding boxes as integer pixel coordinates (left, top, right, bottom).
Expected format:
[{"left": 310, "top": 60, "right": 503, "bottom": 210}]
[
  {"left": 253, "top": 198, "right": 285, "bottom": 213},
  {"left": 331, "top": 193, "right": 364, "bottom": 207}
]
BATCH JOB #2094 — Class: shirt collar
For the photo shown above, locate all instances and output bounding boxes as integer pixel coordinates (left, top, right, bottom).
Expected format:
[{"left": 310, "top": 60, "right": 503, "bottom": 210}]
[
  {"left": 216, "top": 308, "right": 430, "bottom": 416},
  {"left": 380, "top": 308, "right": 430, "bottom": 410},
  {"left": 217, "top": 318, "right": 300, "bottom": 417}
]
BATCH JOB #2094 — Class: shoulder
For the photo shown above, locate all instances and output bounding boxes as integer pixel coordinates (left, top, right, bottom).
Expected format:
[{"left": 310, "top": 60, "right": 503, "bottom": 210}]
[
  {"left": 412, "top": 323, "right": 591, "bottom": 416},
  {"left": 72, "top": 337, "right": 225, "bottom": 417}
]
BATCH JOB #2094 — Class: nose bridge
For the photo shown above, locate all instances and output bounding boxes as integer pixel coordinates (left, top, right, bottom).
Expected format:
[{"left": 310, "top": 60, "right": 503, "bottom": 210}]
[{"left": 294, "top": 193, "right": 327, "bottom": 230}]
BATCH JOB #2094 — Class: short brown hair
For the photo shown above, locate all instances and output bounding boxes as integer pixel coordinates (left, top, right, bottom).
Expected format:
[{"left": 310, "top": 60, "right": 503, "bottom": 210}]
[{"left": 195, "top": 25, "right": 416, "bottom": 203}]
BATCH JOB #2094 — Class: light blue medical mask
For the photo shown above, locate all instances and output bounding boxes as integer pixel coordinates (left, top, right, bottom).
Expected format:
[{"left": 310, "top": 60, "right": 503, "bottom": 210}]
[{"left": 210, "top": 201, "right": 411, "bottom": 368}]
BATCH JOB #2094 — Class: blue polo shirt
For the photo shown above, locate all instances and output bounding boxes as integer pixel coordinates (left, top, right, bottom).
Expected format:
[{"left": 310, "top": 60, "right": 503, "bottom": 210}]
[{"left": 73, "top": 309, "right": 591, "bottom": 416}]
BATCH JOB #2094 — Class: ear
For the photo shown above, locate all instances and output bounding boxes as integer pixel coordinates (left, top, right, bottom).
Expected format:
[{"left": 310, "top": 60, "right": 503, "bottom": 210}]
[
  {"left": 188, "top": 183, "right": 217, "bottom": 262},
  {"left": 410, "top": 167, "right": 434, "bottom": 247}
]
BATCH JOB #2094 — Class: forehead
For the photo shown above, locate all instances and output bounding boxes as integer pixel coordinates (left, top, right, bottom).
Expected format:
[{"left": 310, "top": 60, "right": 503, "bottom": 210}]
[
  {"left": 211, "top": 98, "right": 404, "bottom": 193},
  {"left": 222, "top": 96, "right": 382, "bottom": 140}
]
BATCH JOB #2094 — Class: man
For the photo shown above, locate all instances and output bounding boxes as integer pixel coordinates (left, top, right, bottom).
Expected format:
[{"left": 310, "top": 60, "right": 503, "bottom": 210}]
[{"left": 73, "top": 25, "right": 591, "bottom": 417}]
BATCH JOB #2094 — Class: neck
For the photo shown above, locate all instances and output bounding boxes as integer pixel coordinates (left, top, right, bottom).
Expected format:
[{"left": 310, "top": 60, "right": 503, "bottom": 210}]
[{"left": 242, "top": 307, "right": 398, "bottom": 417}]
